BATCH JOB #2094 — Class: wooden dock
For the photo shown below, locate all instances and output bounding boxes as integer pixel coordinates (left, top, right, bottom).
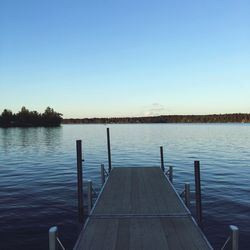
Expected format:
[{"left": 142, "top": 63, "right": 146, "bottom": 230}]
[{"left": 73, "top": 167, "right": 212, "bottom": 250}]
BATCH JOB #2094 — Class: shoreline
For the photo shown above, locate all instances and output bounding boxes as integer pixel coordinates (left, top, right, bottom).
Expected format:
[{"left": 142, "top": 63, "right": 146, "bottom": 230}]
[{"left": 63, "top": 113, "right": 250, "bottom": 124}]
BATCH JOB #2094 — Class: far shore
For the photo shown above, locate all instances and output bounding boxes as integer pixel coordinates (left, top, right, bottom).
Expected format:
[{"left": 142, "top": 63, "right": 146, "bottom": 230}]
[{"left": 63, "top": 113, "right": 250, "bottom": 124}]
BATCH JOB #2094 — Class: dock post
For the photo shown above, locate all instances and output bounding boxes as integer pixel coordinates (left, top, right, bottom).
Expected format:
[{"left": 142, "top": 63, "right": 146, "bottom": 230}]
[
  {"left": 184, "top": 183, "right": 190, "bottom": 208},
  {"left": 76, "top": 140, "right": 84, "bottom": 223},
  {"left": 49, "top": 226, "right": 58, "bottom": 250},
  {"left": 194, "top": 160, "right": 202, "bottom": 226},
  {"left": 160, "top": 146, "right": 164, "bottom": 172},
  {"left": 169, "top": 166, "right": 173, "bottom": 183},
  {"left": 101, "top": 164, "right": 105, "bottom": 185},
  {"left": 87, "top": 180, "right": 93, "bottom": 215},
  {"left": 107, "top": 128, "right": 112, "bottom": 173},
  {"left": 230, "top": 225, "right": 239, "bottom": 250}
]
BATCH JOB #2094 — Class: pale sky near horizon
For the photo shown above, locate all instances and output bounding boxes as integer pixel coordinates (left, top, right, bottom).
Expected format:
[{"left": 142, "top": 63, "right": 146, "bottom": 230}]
[{"left": 0, "top": 0, "right": 249, "bottom": 118}]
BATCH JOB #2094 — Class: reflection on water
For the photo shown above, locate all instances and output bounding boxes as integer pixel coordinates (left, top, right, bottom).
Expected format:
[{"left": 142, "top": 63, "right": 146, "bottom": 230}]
[
  {"left": 0, "top": 124, "right": 249, "bottom": 250},
  {"left": 1, "top": 126, "right": 62, "bottom": 149}
]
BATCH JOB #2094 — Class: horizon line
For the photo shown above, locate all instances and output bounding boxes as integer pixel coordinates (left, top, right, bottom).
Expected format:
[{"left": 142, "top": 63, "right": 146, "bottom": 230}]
[{"left": 63, "top": 112, "right": 250, "bottom": 119}]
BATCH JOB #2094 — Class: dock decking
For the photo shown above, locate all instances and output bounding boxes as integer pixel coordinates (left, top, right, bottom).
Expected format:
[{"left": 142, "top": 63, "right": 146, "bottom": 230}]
[{"left": 73, "top": 167, "right": 212, "bottom": 250}]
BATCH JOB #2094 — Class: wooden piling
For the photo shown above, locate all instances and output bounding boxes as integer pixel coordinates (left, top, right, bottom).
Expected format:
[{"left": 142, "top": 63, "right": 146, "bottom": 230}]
[
  {"left": 87, "top": 180, "right": 93, "bottom": 215},
  {"left": 160, "top": 146, "right": 164, "bottom": 172},
  {"left": 185, "top": 183, "right": 190, "bottom": 208},
  {"left": 76, "top": 140, "right": 84, "bottom": 223},
  {"left": 107, "top": 128, "right": 112, "bottom": 173},
  {"left": 194, "top": 160, "right": 202, "bottom": 226},
  {"left": 169, "top": 166, "right": 173, "bottom": 183},
  {"left": 101, "top": 164, "right": 105, "bottom": 185}
]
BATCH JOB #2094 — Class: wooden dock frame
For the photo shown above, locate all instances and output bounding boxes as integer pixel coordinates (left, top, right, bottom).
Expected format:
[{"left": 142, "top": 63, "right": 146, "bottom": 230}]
[
  {"left": 47, "top": 132, "right": 240, "bottom": 250},
  {"left": 73, "top": 167, "right": 213, "bottom": 250},
  {"left": 48, "top": 134, "right": 239, "bottom": 250}
]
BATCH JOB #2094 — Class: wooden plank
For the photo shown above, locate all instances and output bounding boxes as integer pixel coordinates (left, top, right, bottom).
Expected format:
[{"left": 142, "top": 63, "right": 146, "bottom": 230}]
[
  {"left": 74, "top": 218, "right": 211, "bottom": 250},
  {"left": 93, "top": 167, "right": 188, "bottom": 215},
  {"left": 74, "top": 167, "right": 212, "bottom": 250}
]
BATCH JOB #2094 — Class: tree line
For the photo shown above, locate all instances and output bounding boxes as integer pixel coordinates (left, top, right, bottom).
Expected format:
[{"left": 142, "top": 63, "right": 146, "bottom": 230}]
[
  {"left": 0, "top": 107, "right": 63, "bottom": 127},
  {"left": 63, "top": 113, "right": 250, "bottom": 124}
]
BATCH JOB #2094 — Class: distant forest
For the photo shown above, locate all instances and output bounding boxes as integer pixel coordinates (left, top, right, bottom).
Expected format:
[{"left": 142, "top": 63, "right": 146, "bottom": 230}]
[
  {"left": 2, "top": 109, "right": 250, "bottom": 127},
  {"left": 63, "top": 114, "right": 250, "bottom": 124},
  {"left": 0, "top": 107, "right": 63, "bottom": 127}
]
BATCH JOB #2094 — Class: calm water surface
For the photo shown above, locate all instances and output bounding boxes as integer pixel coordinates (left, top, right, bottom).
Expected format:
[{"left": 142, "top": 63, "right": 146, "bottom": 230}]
[{"left": 0, "top": 124, "right": 249, "bottom": 249}]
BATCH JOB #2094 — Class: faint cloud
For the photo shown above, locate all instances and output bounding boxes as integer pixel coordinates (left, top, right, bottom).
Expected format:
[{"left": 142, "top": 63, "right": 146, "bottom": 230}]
[{"left": 142, "top": 103, "right": 170, "bottom": 116}]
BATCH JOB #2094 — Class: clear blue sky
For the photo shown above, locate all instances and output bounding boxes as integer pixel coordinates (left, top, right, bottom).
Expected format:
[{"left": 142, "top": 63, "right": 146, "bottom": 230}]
[{"left": 0, "top": 0, "right": 249, "bottom": 118}]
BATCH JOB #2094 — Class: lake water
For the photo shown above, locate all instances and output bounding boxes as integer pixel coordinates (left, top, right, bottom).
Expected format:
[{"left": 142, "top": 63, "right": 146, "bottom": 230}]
[{"left": 0, "top": 124, "right": 249, "bottom": 250}]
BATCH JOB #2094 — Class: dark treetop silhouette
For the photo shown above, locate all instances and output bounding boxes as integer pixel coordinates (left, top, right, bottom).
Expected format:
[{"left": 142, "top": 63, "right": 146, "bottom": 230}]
[{"left": 0, "top": 107, "right": 63, "bottom": 127}]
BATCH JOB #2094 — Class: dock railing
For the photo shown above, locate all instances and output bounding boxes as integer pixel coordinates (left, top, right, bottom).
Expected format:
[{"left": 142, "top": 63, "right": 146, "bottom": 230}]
[
  {"left": 49, "top": 226, "right": 65, "bottom": 250},
  {"left": 221, "top": 225, "right": 239, "bottom": 250},
  {"left": 101, "top": 163, "right": 109, "bottom": 186},
  {"left": 179, "top": 183, "right": 191, "bottom": 208}
]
